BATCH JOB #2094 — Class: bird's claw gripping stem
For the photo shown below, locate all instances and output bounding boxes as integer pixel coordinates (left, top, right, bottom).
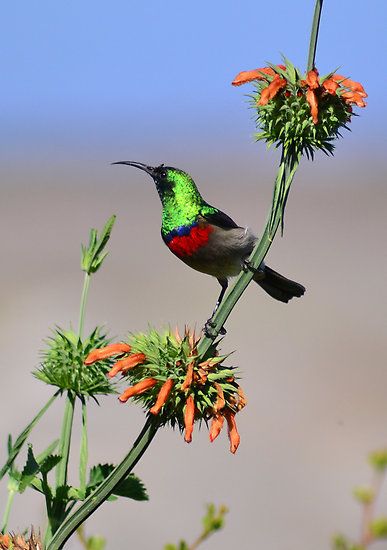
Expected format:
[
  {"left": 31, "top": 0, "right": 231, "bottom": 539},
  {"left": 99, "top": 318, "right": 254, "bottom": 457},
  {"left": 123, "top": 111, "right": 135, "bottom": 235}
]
[{"left": 204, "top": 319, "right": 227, "bottom": 339}]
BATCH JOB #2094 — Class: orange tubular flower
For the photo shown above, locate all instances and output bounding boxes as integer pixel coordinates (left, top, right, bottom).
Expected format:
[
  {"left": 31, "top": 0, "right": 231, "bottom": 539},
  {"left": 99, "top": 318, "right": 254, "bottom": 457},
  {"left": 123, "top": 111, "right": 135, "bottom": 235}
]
[
  {"left": 224, "top": 409, "right": 240, "bottom": 454},
  {"left": 184, "top": 395, "right": 195, "bottom": 443},
  {"left": 108, "top": 353, "right": 146, "bottom": 378},
  {"left": 306, "top": 88, "right": 319, "bottom": 124},
  {"left": 209, "top": 413, "right": 225, "bottom": 442},
  {"left": 341, "top": 91, "right": 367, "bottom": 108},
  {"left": 119, "top": 378, "right": 157, "bottom": 403},
  {"left": 304, "top": 69, "right": 319, "bottom": 89},
  {"left": 0, "top": 534, "right": 10, "bottom": 548},
  {"left": 322, "top": 78, "right": 339, "bottom": 95},
  {"left": 232, "top": 64, "right": 286, "bottom": 86},
  {"left": 258, "top": 75, "right": 287, "bottom": 106},
  {"left": 214, "top": 383, "right": 225, "bottom": 412},
  {"left": 84, "top": 342, "right": 131, "bottom": 365},
  {"left": 332, "top": 74, "right": 367, "bottom": 97},
  {"left": 150, "top": 378, "right": 174, "bottom": 415},
  {"left": 237, "top": 386, "right": 247, "bottom": 410},
  {"left": 181, "top": 361, "right": 194, "bottom": 390}
]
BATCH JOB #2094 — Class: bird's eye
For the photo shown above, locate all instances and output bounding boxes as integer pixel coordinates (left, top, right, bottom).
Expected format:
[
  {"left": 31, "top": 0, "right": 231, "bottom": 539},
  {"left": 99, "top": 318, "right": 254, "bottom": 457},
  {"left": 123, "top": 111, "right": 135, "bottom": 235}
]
[{"left": 159, "top": 170, "right": 167, "bottom": 179}]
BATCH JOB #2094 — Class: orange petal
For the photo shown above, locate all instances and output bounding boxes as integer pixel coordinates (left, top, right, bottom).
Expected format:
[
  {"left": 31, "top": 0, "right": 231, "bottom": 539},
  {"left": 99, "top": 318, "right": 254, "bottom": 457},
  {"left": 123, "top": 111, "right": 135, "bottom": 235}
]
[
  {"left": 224, "top": 410, "right": 240, "bottom": 454},
  {"left": 214, "top": 383, "right": 225, "bottom": 412},
  {"left": 84, "top": 342, "right": 131, "bottom": 365},
  {"left": 258, "top": 75, "right": 287, "bottom": 106},
  {"left": 209, "top": 413, "right": 225, "bottom": 442},
  {"left": 333, "top": 74, "right": 367, "bottom": 97},
  {"left": 322, "top": 78, "right": 339, "bottom": 95},
  {"left": 118, "top": 378, "right": 157, "bottom": 403},
  {"left": 150, "top": 379, "right": 174, "bottom": 414},
  {"left": 341, "top": 91, "right": 367, "bottom": 108},
  {"left": 184, "top": 395, "right": 195, "bottom": 443},
  {"left": 306, "top": 88, "right": 319, "bottom": 124}
]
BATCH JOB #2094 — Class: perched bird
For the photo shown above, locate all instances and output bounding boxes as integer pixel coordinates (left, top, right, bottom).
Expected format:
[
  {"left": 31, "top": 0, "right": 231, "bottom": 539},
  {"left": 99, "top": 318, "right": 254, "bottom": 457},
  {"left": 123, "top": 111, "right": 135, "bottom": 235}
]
[{"left": 114, "top": 161, "right": 305, "bottom": 323}]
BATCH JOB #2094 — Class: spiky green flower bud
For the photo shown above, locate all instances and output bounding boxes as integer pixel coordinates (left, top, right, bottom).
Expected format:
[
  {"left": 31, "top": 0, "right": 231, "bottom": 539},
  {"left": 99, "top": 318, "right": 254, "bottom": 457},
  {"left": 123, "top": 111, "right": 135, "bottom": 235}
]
[{"left": 34, "top": 327, "right": 115, "bottom": 397}]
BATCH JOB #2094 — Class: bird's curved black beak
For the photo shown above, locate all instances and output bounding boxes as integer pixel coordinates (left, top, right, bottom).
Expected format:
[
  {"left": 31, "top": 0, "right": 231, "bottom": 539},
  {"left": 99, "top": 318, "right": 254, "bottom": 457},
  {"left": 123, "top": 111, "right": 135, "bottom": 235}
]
[{"left": 112, "top": 161, "right": 158, "bottom": 178}]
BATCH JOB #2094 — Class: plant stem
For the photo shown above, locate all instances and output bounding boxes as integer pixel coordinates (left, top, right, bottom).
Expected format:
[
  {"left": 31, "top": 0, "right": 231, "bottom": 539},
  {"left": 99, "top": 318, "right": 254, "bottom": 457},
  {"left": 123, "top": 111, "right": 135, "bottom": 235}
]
[
  {"left": 45, "top": 392, "right": 76, "bottom": 543},
  {"left": 47, "top": 416, "right": 159, "bottom": 550},
  {"left": 307, "top": 0, "right": 324, "bottom": 71},
  {"left": 1, "top": 488, "right": 16, "bottom": 533},
  {"left": 55, "top": 392, "right": 76, "bottom": 489},
  {"left": 79, "top": 398, "right": 88, "bottom": 496},
  {"left": 198, "top": 150, "right": 300, "bottom": 357},
  {"left": 78, "top": 272, "right": 91, "bottom": 339}
]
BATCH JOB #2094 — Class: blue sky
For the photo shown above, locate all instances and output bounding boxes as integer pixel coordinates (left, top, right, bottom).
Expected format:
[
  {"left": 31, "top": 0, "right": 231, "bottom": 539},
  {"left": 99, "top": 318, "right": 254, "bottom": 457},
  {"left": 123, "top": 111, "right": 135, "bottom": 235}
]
[{"left": 1, "top": 1, "right": 385, "bottom": 161}]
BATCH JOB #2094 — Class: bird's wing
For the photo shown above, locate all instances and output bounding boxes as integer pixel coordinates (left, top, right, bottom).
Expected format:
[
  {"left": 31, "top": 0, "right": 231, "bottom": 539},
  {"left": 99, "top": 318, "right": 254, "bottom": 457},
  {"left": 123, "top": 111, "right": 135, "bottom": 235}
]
[{"left": 200, "top": 205, "right": 240, "bottom": 229}]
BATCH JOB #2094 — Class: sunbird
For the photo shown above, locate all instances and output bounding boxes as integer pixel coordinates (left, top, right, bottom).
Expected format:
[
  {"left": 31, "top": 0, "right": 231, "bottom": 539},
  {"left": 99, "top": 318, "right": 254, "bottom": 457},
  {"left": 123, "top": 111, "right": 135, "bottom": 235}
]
[{"left": 114, "top": 162, "right": 305, "bottom": 328}]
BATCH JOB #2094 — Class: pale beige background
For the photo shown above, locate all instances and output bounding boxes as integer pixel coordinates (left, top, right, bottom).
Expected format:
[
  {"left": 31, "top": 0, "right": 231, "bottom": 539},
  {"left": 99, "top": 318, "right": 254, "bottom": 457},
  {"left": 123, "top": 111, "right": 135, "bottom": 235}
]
[{"left": 0, "top": 147, "right": 386, "bottom": 549}]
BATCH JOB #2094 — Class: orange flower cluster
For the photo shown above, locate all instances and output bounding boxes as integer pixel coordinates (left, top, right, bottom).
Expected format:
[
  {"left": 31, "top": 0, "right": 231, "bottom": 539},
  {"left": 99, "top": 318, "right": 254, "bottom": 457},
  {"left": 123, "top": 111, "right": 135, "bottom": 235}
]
[
  {"left": 85, "top": 329, "right": 246, "bottom": 454},
  {"left": 0, "top": 530, "right": 41, "bottom": 550},
  {"left": 232, "top": 65, "right": 367, "bottom": 124}
]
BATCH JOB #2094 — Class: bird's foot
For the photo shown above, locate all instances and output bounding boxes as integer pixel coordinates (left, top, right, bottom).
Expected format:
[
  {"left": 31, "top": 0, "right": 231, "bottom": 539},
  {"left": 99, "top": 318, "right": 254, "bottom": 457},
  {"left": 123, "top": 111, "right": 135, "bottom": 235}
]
[
  {"left": 243, "top": 260, "right": 265, "bottom": 280},
  {"left": 204, "top": 319, "right": 227, "bottom": 339}
]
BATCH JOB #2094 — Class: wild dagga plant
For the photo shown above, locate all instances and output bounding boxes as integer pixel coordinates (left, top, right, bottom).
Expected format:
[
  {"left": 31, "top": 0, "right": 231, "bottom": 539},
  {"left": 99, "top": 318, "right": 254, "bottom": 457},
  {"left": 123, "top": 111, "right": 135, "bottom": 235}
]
[{"left": 0, "top": 1, "right": 367, "bottom": 548}]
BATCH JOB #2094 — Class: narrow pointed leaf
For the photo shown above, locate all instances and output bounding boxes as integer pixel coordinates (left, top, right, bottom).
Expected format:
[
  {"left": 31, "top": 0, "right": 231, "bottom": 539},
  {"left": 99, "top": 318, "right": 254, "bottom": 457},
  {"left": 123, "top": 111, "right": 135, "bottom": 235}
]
[{"left": 0, "top": 392, "right": 58, "bottom": 481}]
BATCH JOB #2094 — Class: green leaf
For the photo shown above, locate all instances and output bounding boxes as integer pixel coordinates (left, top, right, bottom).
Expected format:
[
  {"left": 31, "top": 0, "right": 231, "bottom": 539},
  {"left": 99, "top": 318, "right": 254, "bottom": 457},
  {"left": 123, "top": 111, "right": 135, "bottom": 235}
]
[
  {"left": 19, "top": 446, "right": 40, "bottom": 493},
  {"left": 113, "top": 473, "right": 148, "bottom": 501},
  {"left": 87, "top": 464, "right": 148, "bottom": 501},
  {"left": 36, "top": 440, "right": 59, "bottom": 464},
  {"left": 0, "top": 392, "right": 58, "bottom": 480},
  {"left": 40, "top": 455, "right": 62, "bottom": 475}
]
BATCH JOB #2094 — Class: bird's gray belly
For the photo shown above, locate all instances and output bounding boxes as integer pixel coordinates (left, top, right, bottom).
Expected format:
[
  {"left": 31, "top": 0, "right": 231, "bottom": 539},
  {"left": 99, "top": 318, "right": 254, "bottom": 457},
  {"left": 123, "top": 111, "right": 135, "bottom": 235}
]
[{"left": 182, "top": 226, "right": 256, "bottom": 279}]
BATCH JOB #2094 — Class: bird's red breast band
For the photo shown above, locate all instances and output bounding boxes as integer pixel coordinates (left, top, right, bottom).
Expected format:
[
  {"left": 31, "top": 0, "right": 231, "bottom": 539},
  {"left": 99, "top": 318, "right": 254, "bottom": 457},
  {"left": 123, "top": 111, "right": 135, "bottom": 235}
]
[{"left": 167, "top": 224, "right": 213, "bottom": 257}]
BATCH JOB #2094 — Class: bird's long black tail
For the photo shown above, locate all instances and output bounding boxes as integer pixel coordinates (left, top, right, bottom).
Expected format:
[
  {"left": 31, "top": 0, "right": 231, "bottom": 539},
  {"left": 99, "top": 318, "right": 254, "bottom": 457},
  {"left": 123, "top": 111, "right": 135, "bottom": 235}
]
[{"left": 255, "top": 265, "right": 305, "bottom": 303}]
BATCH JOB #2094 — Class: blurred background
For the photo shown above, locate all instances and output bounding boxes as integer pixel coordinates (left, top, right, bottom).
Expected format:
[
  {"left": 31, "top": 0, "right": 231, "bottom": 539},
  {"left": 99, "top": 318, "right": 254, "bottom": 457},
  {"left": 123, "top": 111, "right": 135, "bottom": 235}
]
[{"left": 1, "top": 1, "right": 386, "bottom": 548}]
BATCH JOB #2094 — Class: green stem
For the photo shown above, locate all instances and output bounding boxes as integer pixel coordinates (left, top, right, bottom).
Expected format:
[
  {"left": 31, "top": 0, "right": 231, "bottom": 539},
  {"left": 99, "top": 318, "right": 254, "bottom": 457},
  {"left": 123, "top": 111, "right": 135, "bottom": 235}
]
[
  {"left": 55, "top": 392, "right": 76, "bottom": 489},
  {"left": 307, "top": 0, "right": 324, "bottom": 71},
  {"left": 78, "top": 272, "right": 91, "bottom": 339},
  {"left": 1, "top": 488, "right": 15, "bottom": 533},
  {"left": 79, "top": 398, "right": 88, "bottom": 496},
  {"left": 198, "top": 150, "right": 301, "bottom": 357},
  {"left": 47, "top": 416, "right": 160, "bottom": 550}
]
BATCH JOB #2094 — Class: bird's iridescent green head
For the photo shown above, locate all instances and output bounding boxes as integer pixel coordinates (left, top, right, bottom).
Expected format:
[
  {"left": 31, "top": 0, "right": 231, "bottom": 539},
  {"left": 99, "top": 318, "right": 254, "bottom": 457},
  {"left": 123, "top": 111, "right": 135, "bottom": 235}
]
[{"left": 113, "top": 161, "right": 206, "bottom": 232}]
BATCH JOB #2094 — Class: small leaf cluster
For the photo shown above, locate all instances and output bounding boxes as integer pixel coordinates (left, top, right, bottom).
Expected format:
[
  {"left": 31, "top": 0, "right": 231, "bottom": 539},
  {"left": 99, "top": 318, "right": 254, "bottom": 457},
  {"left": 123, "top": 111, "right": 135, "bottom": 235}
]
[
  {"left": 34, "top": 327, "right": 115, "bottom": 396},
  {"left": 124, "top": 329, "right": 241, "bottom": 428},
  {"left": 81, "top": 215, "right": 116, "bottom": 274},
  {"left": 164, "top": 504, "right": 228, "bottom": 550},
  {"left": 250, "top": 61, "right": 352, "bottom": 158}
]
